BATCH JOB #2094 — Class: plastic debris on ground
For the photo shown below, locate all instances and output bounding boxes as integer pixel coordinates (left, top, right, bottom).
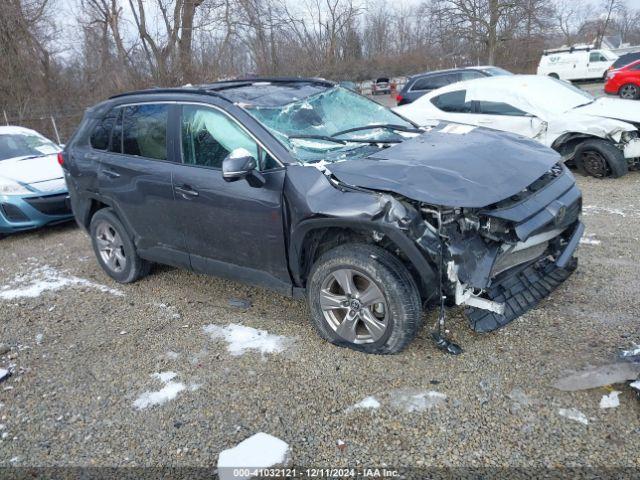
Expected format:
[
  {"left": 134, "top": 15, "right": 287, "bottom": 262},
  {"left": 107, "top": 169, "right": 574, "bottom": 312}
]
[
  {"left": 217, "top": 432, "right": 291, "bottom": 480},
  {"left": 599, "top": 391, "right": 621, "bottom": 409},
  {"left": 558, "top": 408, "right": 589, "bottom": 425},
  {"left": 553, "top": 362, "right": 640, "bottom": 391},
  {"left": 0, "top": 368, "right": 10, "bottom": 383}
]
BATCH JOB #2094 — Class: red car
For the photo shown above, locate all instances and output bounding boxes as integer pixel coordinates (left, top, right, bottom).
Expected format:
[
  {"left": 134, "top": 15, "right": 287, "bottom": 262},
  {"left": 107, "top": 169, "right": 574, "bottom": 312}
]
[{"left": 605, "top": 59, "right": 640, "bottom": 99}]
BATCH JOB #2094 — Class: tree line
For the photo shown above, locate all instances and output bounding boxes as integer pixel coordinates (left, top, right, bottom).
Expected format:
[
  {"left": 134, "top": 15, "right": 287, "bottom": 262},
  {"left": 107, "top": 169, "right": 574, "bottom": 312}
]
[{"left": 1, "top": 0, "right": 638, "bottom": 140}]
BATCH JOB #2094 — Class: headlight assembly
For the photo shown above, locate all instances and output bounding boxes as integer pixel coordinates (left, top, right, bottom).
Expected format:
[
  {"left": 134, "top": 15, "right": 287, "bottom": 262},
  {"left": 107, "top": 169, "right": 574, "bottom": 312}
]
[{"left": 0, "top": 177, "right": 31, "bottom": 195}]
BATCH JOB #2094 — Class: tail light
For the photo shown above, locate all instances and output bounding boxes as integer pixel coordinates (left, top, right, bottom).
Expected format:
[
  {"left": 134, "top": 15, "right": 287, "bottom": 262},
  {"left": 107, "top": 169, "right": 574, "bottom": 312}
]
[
  {"left": 396, "top": 94, "right": 403, "bottom": 104},
  {"left": 57, "top": 152, "right": 64, "bottom": 166}
]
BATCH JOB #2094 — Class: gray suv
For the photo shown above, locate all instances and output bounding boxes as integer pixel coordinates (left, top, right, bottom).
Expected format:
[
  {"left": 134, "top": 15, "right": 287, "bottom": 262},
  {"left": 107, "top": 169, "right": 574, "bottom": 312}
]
[{"left": 62, "top": 79, "right": 583, "bottom": 354}]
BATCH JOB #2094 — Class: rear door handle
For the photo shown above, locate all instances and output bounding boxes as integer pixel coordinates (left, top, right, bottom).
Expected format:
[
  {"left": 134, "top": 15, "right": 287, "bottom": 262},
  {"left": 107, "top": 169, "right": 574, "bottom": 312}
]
[
  {"left": 102, "top": 169, "right": 121, "bottom": 178},
  {"left": 175, "top": 185, "right": 199, "bottom": 198}
]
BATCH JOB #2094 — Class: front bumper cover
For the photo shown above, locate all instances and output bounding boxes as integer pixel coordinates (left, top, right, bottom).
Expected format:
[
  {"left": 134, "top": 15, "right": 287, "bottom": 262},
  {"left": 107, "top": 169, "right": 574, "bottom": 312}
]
[{"left": 464, "top": 221, "right": 583, "bottom": 332}]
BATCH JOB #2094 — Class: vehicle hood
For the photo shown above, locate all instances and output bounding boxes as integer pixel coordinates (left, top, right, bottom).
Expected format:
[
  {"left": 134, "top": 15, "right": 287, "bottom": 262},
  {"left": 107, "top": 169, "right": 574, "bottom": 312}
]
[
  {"left": 327, "top": 125, "right": 559, "bottom": 208},
  {"left": 0, "top": 154, "right": 66, "bottom": 192},
  {"left": 571, "top": 97, "right": 640, "bottom": 127}
]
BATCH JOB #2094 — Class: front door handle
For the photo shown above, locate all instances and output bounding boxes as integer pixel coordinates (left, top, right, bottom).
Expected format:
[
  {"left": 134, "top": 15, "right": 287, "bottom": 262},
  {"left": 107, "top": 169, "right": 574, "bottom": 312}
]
[
  {"left": 102, "top": 169, "right": 120, "bottom": 178},
  {"left": 175, "top": 185, "right": 199, "bottom": 198}
]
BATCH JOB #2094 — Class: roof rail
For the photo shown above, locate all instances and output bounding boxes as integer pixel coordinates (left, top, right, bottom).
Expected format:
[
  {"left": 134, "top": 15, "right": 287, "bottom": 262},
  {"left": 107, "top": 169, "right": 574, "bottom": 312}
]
[
  {"left": 543, "top": 44, "right": 594, "bottom": 55},
  {"left": 108, "top": 77, "right": 335, "bottom": 100},
  {"left": 108, "top": 86, "right": 228, "bottom": 100}
]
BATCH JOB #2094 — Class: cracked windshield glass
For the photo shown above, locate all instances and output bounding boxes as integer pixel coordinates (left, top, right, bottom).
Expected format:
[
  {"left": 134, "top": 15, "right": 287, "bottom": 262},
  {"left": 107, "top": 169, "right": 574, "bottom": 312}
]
[{"left": 246, "top": 87, "right": 420, "bottom": 163}]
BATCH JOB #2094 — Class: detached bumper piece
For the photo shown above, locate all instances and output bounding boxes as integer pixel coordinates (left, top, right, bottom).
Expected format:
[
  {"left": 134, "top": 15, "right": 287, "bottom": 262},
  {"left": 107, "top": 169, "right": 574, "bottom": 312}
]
[{"left": 465, "top": 256, "right": 577, "bottom": 333}]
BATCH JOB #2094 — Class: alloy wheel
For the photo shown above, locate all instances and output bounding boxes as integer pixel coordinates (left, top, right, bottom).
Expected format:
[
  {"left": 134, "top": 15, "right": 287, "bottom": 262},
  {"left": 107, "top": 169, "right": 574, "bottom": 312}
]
[
  {"left": 620, "top": 84, "right": 638, "bottom": 99},
  {"left": 580, "top": 150, "right": 610, "bottom": 178},
  {"left": 319, "top": 268, "right": 388, "bottom": 344},
  {"left": 95, "top": 221, "right": 127, "bottom": 273}
]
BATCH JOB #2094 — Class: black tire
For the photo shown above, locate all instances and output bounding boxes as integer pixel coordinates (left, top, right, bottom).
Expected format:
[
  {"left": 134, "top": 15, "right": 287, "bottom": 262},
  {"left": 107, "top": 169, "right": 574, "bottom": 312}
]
[
  {"left": 548, "top": 73, "right": 559, "bottom": 79},
  {"left": 89, "top": 208, "right": 150, "bottom": 283},
  {"left": 619, "top": 83, "right": 640, "bottom": 100},
  {"left": 574, "top": 139, "right": 628, "bottom": 178},
  {"left": 307, "top": 243, "right": 423, "bottom": 354}
]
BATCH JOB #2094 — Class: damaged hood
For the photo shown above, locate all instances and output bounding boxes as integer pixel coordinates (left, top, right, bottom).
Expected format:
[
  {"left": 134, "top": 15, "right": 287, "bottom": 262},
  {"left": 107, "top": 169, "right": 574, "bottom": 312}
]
[
  {"left": 328, "top": 126, "right": 559, "bottom": 208},
  {"left": 571, "top": 97, "right": 640, "bottom": 127}
]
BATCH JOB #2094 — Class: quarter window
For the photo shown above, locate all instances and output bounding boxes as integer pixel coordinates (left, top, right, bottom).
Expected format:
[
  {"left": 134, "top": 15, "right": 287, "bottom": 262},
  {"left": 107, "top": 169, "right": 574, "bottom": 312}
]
[
  {"left": 90, "top": 112, "right": 117, "bottom": 150},
  {"left": 181, "top": 106, "right": 275, "bottom": 169},
  {"left": 431, "top": 90, "right": 473, "bottom": 113},
  {"left": 477, "top": 101, "right": 527, "bottom": 116},
  {"left": 122, "top": 104, "right": 168, "bottom": 161}
]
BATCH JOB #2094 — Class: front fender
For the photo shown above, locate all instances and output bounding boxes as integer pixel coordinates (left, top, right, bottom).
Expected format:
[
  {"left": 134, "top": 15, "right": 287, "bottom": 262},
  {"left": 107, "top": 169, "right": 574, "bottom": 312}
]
[{"left": 289, "top": 217, "right": 438, "bottom": 303}]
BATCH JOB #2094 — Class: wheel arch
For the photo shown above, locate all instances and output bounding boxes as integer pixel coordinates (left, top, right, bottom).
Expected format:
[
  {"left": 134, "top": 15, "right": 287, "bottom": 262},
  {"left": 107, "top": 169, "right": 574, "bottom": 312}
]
[
  {"left": 289, "top": 218, "right": 438, "bottom": 303},
  {"left": 551, "top": 132, "right": 605, "bottom": 163}
]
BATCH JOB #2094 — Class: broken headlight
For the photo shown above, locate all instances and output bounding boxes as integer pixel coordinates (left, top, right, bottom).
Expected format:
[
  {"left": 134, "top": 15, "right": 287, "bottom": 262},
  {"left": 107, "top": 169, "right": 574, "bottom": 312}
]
[{"left": 621, "top": 130, "right": 639, "bottom": 143}]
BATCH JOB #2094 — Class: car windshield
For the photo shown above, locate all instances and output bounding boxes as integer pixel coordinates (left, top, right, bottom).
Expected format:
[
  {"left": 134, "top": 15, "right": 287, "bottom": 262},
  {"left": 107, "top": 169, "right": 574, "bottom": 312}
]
[
  {"left": 547, "top": 78, "right": 595, "bottom": 109},
  {"left": 246, "top": 87, "right": 418, "bottom": 163},
  {"left": 0, "top": 131, "right": 59, "bottom": 161}
]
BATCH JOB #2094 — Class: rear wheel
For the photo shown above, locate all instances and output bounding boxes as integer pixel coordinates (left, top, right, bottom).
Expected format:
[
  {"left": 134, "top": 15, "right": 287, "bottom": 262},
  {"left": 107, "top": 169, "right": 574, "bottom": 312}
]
[
  {"left": 307, "top": 243, "right": 423, "bottom": 354},
  {"left": 574, "top": 139, "right": 628, "bottom": 179},
  {"left": 89, "top": 209, "right": 150, "bottom": 283},
  {"left": 619, "top": 83, "right": 640, "bottom": 100}
]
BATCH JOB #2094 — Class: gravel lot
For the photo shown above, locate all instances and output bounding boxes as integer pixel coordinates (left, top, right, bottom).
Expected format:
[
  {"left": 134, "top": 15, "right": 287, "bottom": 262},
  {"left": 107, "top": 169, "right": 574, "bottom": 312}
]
[{"left": 0, "top": 171, "right": 639, "bottom": 470}]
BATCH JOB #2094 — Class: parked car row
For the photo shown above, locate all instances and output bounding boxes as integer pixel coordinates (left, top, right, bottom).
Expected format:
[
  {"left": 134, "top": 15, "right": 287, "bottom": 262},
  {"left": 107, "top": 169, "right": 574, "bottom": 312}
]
[
  {"left": 395, "top": 75, "right": 640, "bottom": 178},
  {"left": 0, "top": 126, "right": 72, "bottom": 238}
]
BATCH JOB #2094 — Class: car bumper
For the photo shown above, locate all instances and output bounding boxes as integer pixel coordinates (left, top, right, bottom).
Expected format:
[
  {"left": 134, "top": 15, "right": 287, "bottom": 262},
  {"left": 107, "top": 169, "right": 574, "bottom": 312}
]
[{"left": 0, "top": 189, "right": 74, "bottom": 234}]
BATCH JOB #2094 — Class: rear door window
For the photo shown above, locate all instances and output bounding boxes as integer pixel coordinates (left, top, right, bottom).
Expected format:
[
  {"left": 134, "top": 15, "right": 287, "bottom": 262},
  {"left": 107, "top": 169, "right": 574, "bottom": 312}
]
[
  {"left": 122, "top": 104, "right": 169, "bottom": 161},
  {"left": 431, "top": 90, "right": 473, "bottom": 113},
  {"left": 411, "top": 73, "right": 457, "bottom": 91}
]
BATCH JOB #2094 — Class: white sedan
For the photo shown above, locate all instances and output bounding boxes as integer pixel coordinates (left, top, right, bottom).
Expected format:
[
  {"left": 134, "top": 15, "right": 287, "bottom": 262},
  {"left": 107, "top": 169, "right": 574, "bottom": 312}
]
[{"left": 395, "top": 75, "right": 640, "bottom": 178}]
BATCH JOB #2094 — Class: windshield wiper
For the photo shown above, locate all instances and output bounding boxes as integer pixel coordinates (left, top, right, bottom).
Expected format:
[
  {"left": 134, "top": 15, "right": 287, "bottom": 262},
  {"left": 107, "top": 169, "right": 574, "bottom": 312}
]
[
  {"left": 331, "top": 124, "right": 423, "bottom": 137},
  {"left": 289, "top": 134, "right": 401, "bottom": 145},
  {"left": 18, "top": 154, "right": 46, "bottom": 161}
]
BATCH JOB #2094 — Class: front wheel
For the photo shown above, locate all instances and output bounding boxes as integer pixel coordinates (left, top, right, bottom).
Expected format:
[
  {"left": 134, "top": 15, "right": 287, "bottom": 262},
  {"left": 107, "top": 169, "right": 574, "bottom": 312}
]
[
  {"left": 574, "top": 139, "right": 628, "bottom": 179},
  {"left": 619, "top": 83, "right": 640, "bottom": 100},
  {"left": 307, "top": 243, "right": 423, "bottom": 354}
]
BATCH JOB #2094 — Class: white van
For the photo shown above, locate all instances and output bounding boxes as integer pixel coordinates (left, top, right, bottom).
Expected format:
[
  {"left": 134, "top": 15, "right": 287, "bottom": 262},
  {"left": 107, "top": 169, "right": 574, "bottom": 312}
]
[{"left": 537, "top": 46, "right": 618, "bottom": 81}]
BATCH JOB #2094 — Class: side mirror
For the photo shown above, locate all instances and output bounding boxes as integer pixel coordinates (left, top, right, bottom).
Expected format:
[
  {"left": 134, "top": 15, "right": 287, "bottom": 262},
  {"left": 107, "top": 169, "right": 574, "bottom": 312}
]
[{"left": 222, "top": 149, "right": 265, "bottom": 188}]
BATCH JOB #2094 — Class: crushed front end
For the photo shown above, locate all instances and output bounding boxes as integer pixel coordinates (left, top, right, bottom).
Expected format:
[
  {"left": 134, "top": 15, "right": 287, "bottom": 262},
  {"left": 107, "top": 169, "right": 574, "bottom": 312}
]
[{"left": 416, "top": 163, "right": 583, "bottom": 332}]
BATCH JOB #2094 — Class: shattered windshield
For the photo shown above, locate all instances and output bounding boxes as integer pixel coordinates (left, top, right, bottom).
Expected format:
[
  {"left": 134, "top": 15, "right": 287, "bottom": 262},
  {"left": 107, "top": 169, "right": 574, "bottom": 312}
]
[
  {"left": 246, "top": 87, "right": 419, "bottom": 163},
  {"left": 0, "top": 131, "right": 59, "bottom": 161}
]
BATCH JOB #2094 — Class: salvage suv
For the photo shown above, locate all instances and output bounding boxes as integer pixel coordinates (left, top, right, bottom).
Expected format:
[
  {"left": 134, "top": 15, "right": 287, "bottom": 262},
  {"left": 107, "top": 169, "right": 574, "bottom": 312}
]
[{"left": 62, "top": 79, "right": 584, "bottom": 354}]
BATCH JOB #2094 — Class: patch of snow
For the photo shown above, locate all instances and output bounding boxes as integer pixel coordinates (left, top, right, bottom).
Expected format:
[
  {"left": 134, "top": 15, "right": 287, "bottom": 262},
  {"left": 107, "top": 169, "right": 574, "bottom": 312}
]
[
  {"left": 133, "top": 371, "right": 186, "bottom": 410},
  {"left": 582, "top": 205, "right": 627, "bottom": 217},
  {"left": 0, "top": 265, "right": 123, "bottom": 300},
  {"left": 579, "top": 235, "right": 601, "bottom": 246},
  {"left": 0, "top": 369, "right": 9, "bottom": 382},
  {"left": 347, "top": 396, "right": 381, "bottom": 411},
  {"left": 203, "top": 324, "right": 291, "bottom": 357},
  {"left": 558, "top": 408, "right": 589, "bottom": 425},
  {"left": 217, "top": 432, "right": 291, "bottom": 480},
  {"left": 600, "top": 391, "right": 621, "bottom": 409},
  {"left": 620, "top": 343, "right": 640, "bottom": 358},
  {"left": 389, "top": 389, "right": 447, "bottom": 412},
  {"left": 630, "top": 380, "right": 640, "bottom": 391}
]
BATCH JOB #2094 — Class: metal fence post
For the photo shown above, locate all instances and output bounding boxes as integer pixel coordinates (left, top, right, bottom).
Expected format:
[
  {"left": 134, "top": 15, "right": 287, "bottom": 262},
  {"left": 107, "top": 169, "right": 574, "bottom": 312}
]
[{"left": 50, "top": 116, "right": 61, "bottom": 144}]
